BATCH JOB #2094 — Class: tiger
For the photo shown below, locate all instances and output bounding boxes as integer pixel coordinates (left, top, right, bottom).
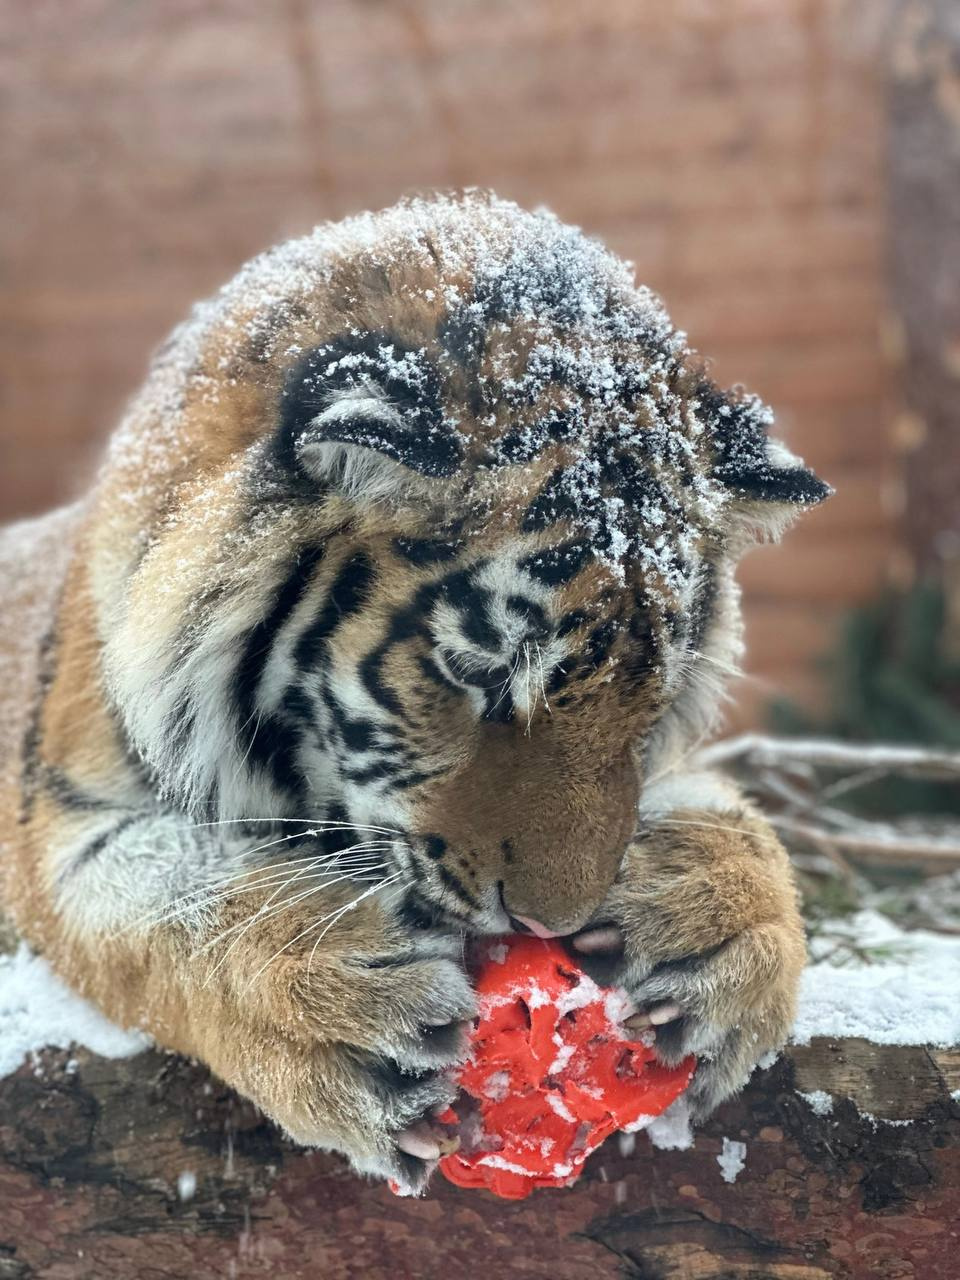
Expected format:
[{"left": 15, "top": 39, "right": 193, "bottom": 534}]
[{"left": 0, "top": 190, "right": 828, "bottom": 1193}]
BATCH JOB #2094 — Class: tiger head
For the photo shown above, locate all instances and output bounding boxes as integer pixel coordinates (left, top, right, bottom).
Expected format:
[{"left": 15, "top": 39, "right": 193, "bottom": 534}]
[{"left": 97, "top": 192, "right": 828, "bottom": 938}]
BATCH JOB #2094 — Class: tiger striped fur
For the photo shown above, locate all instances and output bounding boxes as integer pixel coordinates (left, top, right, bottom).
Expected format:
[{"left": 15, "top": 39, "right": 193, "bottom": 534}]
[{"left": 0, "top": 192, "right": 827, "bottom": 1192}]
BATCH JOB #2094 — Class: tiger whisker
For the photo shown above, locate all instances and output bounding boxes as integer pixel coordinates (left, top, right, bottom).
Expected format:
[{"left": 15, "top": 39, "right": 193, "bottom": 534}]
[
  {"left": 118, "top": 829, "right": 376, "bottom": 931},
  {"left": 234, "top": 707, "right": 265, "bottom": 780},
  {"left": 693, "top": 652, "right": 743, "bottom": 678},
  {"left": 523, "top": 641, "right": 534, "bottom": 735},
  {"left": 145, "top": 851, "right": 392, "bottom": 930},
  {"left": 126, "top": 841, "right": 393, "bottom": 934},
  {"left": 655, "top": 817, "right": 763, "bottom": 840},
  {"left": 203, "top": 860, "right": 392, "bottom": 945},
  {"left": 214, "top": 826, "right": 394, "bottom": 871},
  {"left": 188, "top": 839, "right": 392, "bottom": 917},
  {"left": 244, "top": 873, "right": 403, "bottom": 993},
  {"left": 486, "top": 649, "right": 522, "bottom": 720},
  {"left": 181, "top": 817, "right": 401, "bottom": 836},
  {"left": 201, "top": 863, "right": 393, "bottom": 986},
  {"left": 534, "top": 640, "right": 551, "bottom": 716},
  {"left": 304, "top": 872, "right": 407, "bottom": 978},
  {"left": 641, "top": 732, "right": 716, "bottom": 792}
]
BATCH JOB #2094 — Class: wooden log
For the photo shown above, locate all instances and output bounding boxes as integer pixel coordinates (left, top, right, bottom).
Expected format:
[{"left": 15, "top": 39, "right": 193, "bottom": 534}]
[{"left": 0, "top": 1040, "right": 957, "bottom": 1280}]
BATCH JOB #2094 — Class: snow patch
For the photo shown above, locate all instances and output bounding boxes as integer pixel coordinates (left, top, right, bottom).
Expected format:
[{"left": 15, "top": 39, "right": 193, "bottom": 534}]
[
  {"left": 792, "top": 911, "right": 960, "bottom": 1047},
  {"left": 482, "top": 1070, "right": 511, "bottom": 1102},
  {"left": 545, "top": 1091, "right": 576, "bottom": 1123},
  {"left": 602, "top": 988, "right": 633, "bottom": 1025},
  {"left": 478, "top": 1153, "right": 535, "bottom": 1175},
  {"left": 798, "top": 1089, "right": 834, "bottom": 1117},
  {"left": 549, "top": 1042, "right": 576, "bottom": 1074},
  {"left": 622, "top": 1113, "right": 656, "bottom": 1134},
  {"left": 646, "top": 1097, "right": 694, "bottom": 1150},
  {"left": 0, "top": 945, "right": 149, "bottom": 1079},
  {"left": 717, "top": 1137, "right": 746, "bottom": 1183},
  {"left": 861, "top": 1112, "right": 914, "bottom": 1128}
]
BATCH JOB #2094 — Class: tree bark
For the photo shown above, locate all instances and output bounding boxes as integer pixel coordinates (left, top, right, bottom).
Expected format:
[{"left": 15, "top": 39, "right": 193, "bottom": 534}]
[{"left": 0, "top": 1039, "right": 957, "bottom": 1280}]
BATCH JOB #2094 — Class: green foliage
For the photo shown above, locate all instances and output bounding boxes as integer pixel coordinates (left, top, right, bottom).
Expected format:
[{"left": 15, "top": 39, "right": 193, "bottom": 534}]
[
  {"left": 798, "top": 869, "right": 862, "bottom": 924},
  {"left": 769, "top": 580, "right": 960, "bottom": 816}
]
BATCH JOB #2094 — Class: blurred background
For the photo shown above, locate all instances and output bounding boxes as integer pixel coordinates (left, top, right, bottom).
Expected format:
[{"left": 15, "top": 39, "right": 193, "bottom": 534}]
[{"left": 1, "top": 0, "right": 957, "bottom": 734}]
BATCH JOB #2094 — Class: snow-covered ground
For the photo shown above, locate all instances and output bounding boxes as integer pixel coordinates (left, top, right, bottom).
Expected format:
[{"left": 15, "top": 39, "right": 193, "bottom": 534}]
[
  {"left": 0, "top": 945, "right": 147, "bottom": 1078},
  {"left": 793, "top": 909, "right": 960, "bottom": 1047}
]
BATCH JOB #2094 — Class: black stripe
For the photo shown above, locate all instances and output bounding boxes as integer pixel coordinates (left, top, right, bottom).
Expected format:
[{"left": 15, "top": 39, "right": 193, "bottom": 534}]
[
  {"left": 392, "top": 536, "right": 463, "bottom": 566},
  {"left": 417, "top": 654, "right": 463, "bottom": 694},
  {"left": 398, "top": 892, "right": 446, "bottom": 931},
  {"left": 324, "top": 694, "right": 379, "bottom": 752},
  {"left": 388, "top": 766, "right": 450, "bottom": 791},
  {"left": 438, "top": 648, "right": 512, "bottom": 690},
  {"left": 699, "top": 378, "right": 829, "bottom": 506},
  {"left": 67, "top": 814, "right": 141, "bottom": 878},
  {"left": 165, "top": 691, "right": 196, "bottom": 770},
  {"left": 42, "top": 767, "right": 113, "bottom": 813},
  {"left": 230, "top": 544, "right": 328, "bottom": 797},
  {"left": 342, "top": 758, "right": 407, "bottom": 785},
  {"left": 583, "top": 617, "right": 620, "bottom": 673},
  {"left": 293, "top": 551, "right": 374, "bottom": 671},
  {"left": 504, "top": 595, "right": 549, "bottom": 635},
  {"left": 521, "top": 540, "right": 592, "bottom": 587},
  {"left": 281, "top": 683, "right": 317, "bottom": 729},
  {"left": 234, "top": 543, "right": 326, "bottom": 736},
  {"left": 521, "top": 467, "right": 581, "bottom": 532},
  {"left": 19, "top": 619, "right": 60, "bottom": 822},
  {"left": 439, "top": 570, "right": 502, "bottom": 654},
  {"left": 437, "top": 863, "right": 482, "bottom": 911},
  {"left": 492, "top": 409, "right": 580, "bottom": 465},
  {"left": 483, "top": 684, "right": 516, "bottom": 723},
  {"left": 358, "top": 582, "right": 442, "bottom": 720},
  {"left": 624, "top": 610, "right": 658, "bottom": 685},
  {"left": 557, "top": 608, "right": 590, "bottom": 638},
  {"left": 546, "top": 661, "right": 572, "bottom": 696},
  {"left": 715, "top": 464, "right": 832, "bottom": 505},
  {"left": 276, "top": 334, "right": 463, "bottom": 479},
  {"left": 317, "top": 803, "right": 357, "bottom": 856},
  {"left": 688, "top": 561, "right": 718, "bottom": 654},
  {"left": 359, "top": 640, "right": 408, "bottom": 720}
]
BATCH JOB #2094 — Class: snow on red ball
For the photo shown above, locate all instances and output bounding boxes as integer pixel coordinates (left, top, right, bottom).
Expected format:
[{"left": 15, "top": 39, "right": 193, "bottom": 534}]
[{"left": 436, "top": 934, "right": 695, "bottom": 1199}]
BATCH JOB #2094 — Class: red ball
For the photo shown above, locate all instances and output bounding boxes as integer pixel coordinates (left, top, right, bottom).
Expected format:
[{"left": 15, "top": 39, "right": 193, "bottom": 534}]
[{"left": 438, "top": 935, "right": 695, "bottom": 1199}]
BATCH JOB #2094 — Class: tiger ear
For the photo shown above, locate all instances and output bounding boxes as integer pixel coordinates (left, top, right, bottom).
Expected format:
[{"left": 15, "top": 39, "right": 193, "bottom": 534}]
[
  {"left": 702, "top": 382, "right": 832, "bottom": 542},
  {"left": 273, "top": 336, "right": 463, "bottom": 499}
]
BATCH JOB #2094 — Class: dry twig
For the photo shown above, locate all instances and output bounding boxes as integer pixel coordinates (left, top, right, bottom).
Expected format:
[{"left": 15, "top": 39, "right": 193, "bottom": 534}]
[{"left": 698, "top": 734, "right": 960, "bottom": 874}]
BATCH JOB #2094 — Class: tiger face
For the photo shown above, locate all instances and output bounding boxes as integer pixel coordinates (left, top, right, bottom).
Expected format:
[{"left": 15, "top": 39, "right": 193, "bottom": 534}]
[{"left": 98, "top": 192, "right": 826, "bottom": 939}]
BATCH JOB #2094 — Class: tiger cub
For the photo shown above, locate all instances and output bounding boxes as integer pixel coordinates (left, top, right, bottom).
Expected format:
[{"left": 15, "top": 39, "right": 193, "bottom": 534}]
[{"left": 0, "top": 191, "right": 827, "bottom": 1192}]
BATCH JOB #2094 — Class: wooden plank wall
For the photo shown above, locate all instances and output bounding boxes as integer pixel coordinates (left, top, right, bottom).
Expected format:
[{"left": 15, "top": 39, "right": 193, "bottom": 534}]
[{"left": 0, "top": 0, "right": 904, "bottom": 722}]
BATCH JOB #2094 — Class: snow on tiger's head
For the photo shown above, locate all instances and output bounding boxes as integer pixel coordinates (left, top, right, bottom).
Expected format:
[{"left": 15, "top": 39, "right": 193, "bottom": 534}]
[{"left": 93, "top": 191, "right": 829, "bottom": 934}]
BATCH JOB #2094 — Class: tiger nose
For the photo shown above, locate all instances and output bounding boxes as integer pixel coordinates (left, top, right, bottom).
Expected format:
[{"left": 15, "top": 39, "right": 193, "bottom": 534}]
[{"left": 507, "top": 911, "right": 569, "bottom": 940}]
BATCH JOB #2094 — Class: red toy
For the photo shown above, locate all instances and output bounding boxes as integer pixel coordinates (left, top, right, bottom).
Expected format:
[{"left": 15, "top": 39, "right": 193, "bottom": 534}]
[{"left": 434, "top": 935, "right": 695, "bottom": 1199}]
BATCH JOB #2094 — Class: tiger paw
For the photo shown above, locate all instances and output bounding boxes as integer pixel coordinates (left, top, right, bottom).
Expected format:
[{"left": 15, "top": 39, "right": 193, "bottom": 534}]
[{"left": 193, "top": 887, "right": 476, "bottom": 1191}]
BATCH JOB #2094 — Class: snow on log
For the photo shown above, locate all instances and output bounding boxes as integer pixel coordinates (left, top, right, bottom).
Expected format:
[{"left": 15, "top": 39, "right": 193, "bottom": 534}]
[{"left": 2, "top": 911, "right": 959, "bottom": 1279}]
